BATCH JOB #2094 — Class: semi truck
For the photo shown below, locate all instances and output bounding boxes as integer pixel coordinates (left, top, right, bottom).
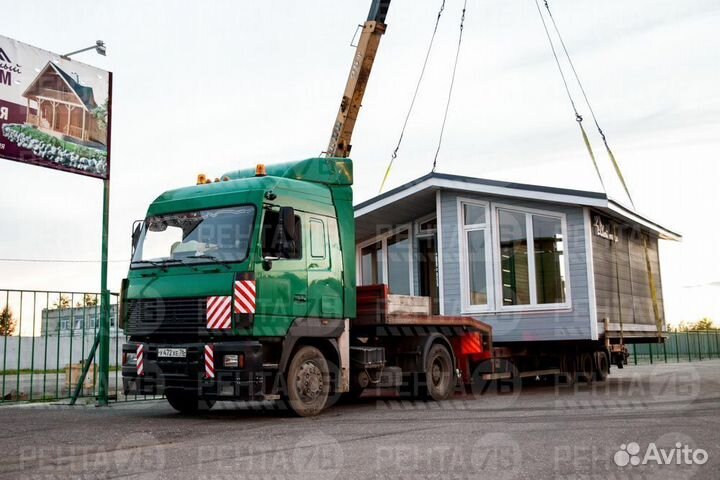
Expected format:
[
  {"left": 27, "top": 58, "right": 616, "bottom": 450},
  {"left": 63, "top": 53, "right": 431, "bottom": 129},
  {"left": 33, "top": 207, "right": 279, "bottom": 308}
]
[{"left": 120, "top": 0, "right": 654, "bottom": 416}]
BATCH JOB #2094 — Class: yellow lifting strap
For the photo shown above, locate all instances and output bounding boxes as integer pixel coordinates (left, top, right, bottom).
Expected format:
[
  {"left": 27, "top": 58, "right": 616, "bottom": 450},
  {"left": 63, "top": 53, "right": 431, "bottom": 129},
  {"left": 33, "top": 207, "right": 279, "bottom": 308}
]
[
  {"left": 578, "top": 116, "right": 606, "bottom": 192},
  {"left": 611, "top": 225, "right": 624, "bottom": 344},
  {"left": 603, "top": 139, "right": 635, "bottom": 208},
  {"left": 642, "top": 235, "right": 663, "bottom": 338}
]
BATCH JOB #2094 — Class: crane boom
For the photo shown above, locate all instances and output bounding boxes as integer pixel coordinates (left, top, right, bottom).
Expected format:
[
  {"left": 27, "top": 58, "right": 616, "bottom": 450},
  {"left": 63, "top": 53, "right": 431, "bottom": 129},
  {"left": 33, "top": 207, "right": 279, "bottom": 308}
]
[{"left": 326, "top": 0, "right": 391, "bottom": 158}]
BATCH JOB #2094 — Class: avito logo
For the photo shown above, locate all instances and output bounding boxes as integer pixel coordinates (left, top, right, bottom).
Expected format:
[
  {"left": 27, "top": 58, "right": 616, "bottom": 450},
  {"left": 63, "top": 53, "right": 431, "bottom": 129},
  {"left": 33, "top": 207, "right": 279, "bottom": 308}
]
[{"left": 613, "top": 441, "right": 709, "bottom": 467}]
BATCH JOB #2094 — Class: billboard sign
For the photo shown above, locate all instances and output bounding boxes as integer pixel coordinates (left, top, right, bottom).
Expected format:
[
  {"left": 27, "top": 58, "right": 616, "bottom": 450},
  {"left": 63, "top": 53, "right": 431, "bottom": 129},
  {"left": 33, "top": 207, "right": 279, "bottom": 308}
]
[{"left": 0, "top": 35, "right": 111, "bottom": 179}]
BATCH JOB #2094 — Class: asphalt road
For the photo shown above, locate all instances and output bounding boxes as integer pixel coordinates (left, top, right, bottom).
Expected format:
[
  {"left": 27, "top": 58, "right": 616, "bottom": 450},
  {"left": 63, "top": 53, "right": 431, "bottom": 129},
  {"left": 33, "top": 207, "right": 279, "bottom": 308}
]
[{"left": 0, "top": 360, "right": 718, "bottom": 480}]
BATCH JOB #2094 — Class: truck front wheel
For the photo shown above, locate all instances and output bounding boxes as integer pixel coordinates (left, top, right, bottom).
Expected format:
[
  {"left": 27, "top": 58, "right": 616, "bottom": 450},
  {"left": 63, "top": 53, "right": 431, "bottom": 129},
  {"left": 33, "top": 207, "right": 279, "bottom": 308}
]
[
  {"left": 165, "top": 389, "right": 215, "bottom": 414},
  {"left": 422, "top": 343, "right": 454, "bottom": 401},
  {"left": 285, "top": 345, "right": 331, "bottom": 417}
]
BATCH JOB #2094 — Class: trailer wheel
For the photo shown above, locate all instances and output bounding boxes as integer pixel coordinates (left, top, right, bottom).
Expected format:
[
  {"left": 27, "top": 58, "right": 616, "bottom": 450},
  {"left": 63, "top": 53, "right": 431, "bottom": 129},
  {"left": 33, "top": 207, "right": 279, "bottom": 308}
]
[
  {"left": 285, "top": 345, "right": 330, "bottom": 417},
  {"left": 165, "top": 389, "right": 215, "bottom": 414},
  {"left": 579, "top": 352, "right": 595, "bottom": 384},
  {"left": 561, "top": 353, "right": 577, "bottom": 386},
  {"left": 595, "top": 351, "right": 609, "bottom": 382},
  {"left": 421, "top": 343, "right": 454, "bottom": 401}
]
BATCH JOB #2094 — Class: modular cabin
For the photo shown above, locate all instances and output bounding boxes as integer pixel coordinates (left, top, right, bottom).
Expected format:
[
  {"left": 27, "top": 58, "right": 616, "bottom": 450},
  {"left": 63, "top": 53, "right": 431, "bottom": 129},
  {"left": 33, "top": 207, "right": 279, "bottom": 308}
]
[
  {"left": 354, "top": 172, "right": 680, "bottom": 346},
  {"left": 22, "top": 62, "right": 105, "bottom": 145}
]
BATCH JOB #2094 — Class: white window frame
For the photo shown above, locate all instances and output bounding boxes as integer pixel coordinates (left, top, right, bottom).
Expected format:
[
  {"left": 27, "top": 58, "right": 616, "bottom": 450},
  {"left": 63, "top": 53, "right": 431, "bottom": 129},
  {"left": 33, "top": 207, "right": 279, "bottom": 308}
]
[
  {"left": 457, "top": 198, "right": 494, "bottom": 313},
  {"left": 356, "top": 224, "right": 414, "bottom": 295},
  {"left": 492, "top": 202, "right": 572, "bottom": 312}
]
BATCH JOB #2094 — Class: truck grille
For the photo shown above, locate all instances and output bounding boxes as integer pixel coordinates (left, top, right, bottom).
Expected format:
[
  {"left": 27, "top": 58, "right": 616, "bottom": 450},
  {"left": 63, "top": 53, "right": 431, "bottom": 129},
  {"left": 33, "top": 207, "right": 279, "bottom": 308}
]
[{"left": 125, "top": 297, "right": 207, "bottom": 336}]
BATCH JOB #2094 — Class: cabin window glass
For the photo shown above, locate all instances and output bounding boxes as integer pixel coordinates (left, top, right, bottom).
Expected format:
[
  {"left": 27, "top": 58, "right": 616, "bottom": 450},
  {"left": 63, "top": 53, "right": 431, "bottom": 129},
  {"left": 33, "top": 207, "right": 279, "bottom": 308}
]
[
  {"left": 387, "top": 230, "right": 411, "bottom": 295},
  {"left": 533, "top": 215, "right": 566, "bottom": 304},
  {"left": 464, "top": 204, "right": 486, "bottom": 226},
  {"left": 495, "top": 206, "right": 569, "bottom": 309},
  {"left": 460, "top": 201, "right": 491, "bottom": 309},
  {"left": 360, "top": 241, "right": 384, "bottom": 285},
  {"left": 310, "top": 219, "right": 326, "bottom": 258},
  {"left": 131, "top": 205, "right": 255, "bottom": 268},
  {"left": 499, "top": 209, "right": 531, "bottom": 306},
  {"left": 467, "top": 230, "right": 488, "bottom": 305},
  {"left": 261, "top": 211, "right": 302, "bottom": 259}
]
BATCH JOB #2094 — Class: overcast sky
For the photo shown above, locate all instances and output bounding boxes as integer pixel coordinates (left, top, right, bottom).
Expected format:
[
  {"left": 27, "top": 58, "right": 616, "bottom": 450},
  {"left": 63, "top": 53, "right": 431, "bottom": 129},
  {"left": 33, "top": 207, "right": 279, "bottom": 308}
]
[{"left": 0, "top": 0, "right": 718, "bottom": 325}]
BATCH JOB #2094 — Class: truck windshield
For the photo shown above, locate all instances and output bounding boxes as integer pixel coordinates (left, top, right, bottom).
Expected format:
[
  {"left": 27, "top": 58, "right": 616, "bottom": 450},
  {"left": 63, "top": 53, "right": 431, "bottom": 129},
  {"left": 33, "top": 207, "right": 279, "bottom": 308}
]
[{"left": 131, "top": 206, "right": 255, "bottom": 268}]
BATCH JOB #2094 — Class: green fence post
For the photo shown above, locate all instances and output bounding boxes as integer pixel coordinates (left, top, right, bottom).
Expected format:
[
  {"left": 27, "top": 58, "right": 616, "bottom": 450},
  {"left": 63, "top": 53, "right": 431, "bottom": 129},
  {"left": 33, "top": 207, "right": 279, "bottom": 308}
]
[
  {"left": 29, "top": 292, "right": 36, "bottom": 401},
  {"left": 68, "top": 293, "right": 75, "bottom": 398},
  {"left": 2, "top": 290, "right": 9, "bottom": 402},
  {"left": 707, "top": 328, "right": 712, "bottom": 359},
  {"left": 16, "top": 293, "right": 23, "bottom": 399},
  {"left": 715, "top": 328, "right": 719, "bottom": 358},
  {"left": 42, "top": 292, "right": 49, "bottom": 400},
  {"left": 69, "top": 333, "right": 101, "bottom": 406},
  {"left": 649, "top": 342, "right": 653, "bottom": 364},
  {"left": 697, "top": 332, "right": 702, "bottom": 361},
  {"left": 663, "top": 336, "right": 668, "bottom": 363},
  {"left": 633, "top": 344, "right": 638, "bottom": 365},
  {"left": 54, "top": 293, "right": 61, "bottom": 400},
  {"left": 674, "top": 329, "right": 680, "bottom": 363},
  {"left": 687, "top": 330, "right": 691, "bottom": 362}
]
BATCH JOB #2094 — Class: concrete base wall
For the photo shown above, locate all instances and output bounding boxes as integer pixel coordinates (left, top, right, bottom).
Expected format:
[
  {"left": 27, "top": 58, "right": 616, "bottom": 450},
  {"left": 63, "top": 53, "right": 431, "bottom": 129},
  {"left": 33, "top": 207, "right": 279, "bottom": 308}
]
[{"left": 0, "top": 332, "right": 126, "bottom": 370}]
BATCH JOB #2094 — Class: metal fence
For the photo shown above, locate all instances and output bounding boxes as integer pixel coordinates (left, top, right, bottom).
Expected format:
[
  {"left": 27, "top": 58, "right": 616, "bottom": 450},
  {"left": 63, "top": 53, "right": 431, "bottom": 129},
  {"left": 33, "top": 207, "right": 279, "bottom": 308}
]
[
  {"left": 0, "top": 289, "right": 156, "bottom": 404},
  {"left": 628, "top": 328, "right": 720, "bottom": 364}
]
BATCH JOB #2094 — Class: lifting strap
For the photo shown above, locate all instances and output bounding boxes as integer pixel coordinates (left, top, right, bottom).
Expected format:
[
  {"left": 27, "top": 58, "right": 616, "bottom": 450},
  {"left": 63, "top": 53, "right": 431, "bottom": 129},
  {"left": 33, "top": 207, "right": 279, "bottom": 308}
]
[
  {"left": 642, "top": 235, "right": 663, "bottom": 338},
  {"left": 380, "top": 0, "right": 446, "bottom": 193},
  {"left": 541, "top": 0, "right": 636, "bottom": 209},
  {"left": 432, "top": 0, "right": 468, "bottom": 173},
  {"left": 533, "top": 0, "right": 607, "bottom": 194},
  {"left": 611, "top": 225, "right": 624, "bottom": 344}
]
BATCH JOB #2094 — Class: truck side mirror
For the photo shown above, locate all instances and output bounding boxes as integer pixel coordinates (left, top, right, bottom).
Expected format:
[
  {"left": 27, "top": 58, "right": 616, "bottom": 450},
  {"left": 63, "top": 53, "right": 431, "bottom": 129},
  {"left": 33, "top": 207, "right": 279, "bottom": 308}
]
[
  {"left": 279, "top": 206, "right": 296, "bottom": 242},
  {"left": 131, "top": 221, "right": 142, "bottom": 256}
]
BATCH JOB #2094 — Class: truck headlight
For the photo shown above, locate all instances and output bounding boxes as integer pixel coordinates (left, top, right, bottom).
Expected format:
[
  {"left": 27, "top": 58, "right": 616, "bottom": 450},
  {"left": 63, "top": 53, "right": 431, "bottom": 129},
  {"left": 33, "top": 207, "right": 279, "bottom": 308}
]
[
  {"left": 123, "top": 352, "right": 137, "bottom": 365},
  {"left": 223, "top": 354, "right": 244, "bottom": 368}
]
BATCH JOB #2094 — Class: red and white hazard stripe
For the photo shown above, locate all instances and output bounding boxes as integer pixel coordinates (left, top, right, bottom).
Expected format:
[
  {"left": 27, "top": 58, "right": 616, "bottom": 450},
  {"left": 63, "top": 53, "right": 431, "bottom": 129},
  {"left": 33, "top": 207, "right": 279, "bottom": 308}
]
[
  {"left": 234, "top": 280, "right": 256, "bottom": 314},
  {"left": 136, "top": 344, "right": 144, "bottom": 376},
  {"left": 206, "top": 296, "right": 232, "bottom": 329},
  {"left": 204, "top": 344, "right": 215, "bottom": 379}
]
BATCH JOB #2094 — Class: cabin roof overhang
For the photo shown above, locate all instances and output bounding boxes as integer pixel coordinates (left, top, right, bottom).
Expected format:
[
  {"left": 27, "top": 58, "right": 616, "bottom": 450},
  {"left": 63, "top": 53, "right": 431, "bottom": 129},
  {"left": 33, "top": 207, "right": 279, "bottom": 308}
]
[{"left": 354, "top": 172, "right": 681, "bottom": 242}]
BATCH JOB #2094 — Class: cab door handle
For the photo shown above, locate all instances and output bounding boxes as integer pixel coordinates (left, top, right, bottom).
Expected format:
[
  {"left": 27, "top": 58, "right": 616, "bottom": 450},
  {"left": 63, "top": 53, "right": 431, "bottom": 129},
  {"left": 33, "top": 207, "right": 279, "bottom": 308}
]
[{"left": 293, "top": 294, "right": 307, "bottom": 303}]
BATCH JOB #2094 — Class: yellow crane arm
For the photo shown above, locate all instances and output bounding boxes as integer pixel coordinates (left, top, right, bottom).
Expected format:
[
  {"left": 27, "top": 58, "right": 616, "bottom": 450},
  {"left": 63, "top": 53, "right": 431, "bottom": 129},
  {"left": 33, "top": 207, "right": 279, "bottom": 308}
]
[{"left": 326, "top": 0, "right": 391, "bottom": 158}]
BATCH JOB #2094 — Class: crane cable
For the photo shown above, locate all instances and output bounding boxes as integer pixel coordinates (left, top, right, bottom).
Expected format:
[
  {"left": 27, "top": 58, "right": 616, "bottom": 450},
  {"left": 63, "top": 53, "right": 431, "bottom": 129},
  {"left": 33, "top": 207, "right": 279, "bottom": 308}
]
[
  {"left": 379, "top": 0, "right": 446, "bottom": 193},
  {"left": 533, "top": 0, "right": 607, "bottom": 194},
  {"left": 432, "top": 0, "right": 468, "bottom": 173},
  {"left": 540, "top": 0, "right": 636, "bottom": 209}
]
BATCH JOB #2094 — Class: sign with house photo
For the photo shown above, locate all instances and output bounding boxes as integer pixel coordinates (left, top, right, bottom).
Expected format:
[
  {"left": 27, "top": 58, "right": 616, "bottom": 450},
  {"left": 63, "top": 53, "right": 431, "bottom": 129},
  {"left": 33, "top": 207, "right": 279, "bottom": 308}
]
[{"left": 0, "top": 34, "right": 110, "bottom": 178}]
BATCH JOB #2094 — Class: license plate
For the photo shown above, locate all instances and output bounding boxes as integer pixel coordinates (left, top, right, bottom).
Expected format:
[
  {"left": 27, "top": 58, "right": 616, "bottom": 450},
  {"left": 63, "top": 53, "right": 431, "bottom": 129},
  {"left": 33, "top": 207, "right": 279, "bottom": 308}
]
[{"left": 157, "top": 348, "right": 186, "bottom": 358}]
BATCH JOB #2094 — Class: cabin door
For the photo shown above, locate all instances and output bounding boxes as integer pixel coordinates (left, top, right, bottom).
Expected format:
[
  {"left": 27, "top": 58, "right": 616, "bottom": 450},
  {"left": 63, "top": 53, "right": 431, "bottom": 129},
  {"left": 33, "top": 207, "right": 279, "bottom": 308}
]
[{"left": 417, "top": 235, "right": 440, "bottom": 315}]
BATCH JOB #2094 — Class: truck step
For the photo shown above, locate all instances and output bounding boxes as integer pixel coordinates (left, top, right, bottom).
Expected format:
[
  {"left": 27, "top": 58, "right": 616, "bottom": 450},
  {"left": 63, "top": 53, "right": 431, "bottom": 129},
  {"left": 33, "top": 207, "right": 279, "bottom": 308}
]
[
  {"left": 481, "top": 368, "right": 561, "bottom": 381},
  {"left": 262, "top": 363, "right": 279, "bottom": 370}
]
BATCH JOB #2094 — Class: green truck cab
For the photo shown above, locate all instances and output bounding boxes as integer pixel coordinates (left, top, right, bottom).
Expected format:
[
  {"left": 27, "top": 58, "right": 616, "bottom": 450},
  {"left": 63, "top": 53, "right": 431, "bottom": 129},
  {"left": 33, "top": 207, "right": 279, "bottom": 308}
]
[
  {"left": 121, "top": 157, "right": 468, "bottom": 416},
  {"left": 121, "top": 158, "right": 358, "bottom": 416}
]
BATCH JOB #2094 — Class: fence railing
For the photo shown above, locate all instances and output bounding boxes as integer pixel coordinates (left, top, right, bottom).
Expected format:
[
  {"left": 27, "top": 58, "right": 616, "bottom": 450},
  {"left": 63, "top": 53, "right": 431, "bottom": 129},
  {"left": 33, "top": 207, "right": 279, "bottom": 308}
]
[
  {"left": 0, "top": 289, "right": 157, "bottom": 404},
  {"left": 628, "top": 328, "right": 720, "bottom": 365}
]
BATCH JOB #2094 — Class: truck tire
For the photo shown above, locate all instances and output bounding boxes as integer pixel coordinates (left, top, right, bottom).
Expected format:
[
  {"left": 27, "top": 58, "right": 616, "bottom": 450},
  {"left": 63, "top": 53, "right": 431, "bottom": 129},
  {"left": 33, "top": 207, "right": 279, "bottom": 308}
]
[
  {"left": 285, "top": 345, "right": 330, "bottom": 417},
  {"left": 595, "top": 351, "right": 609, "bottom": 382},
  {"left": 421, "top": 343, "right": 454, "bottom": 401},
  {"left": 165, "top": 389, "right": 215, "bottom": 414}
]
